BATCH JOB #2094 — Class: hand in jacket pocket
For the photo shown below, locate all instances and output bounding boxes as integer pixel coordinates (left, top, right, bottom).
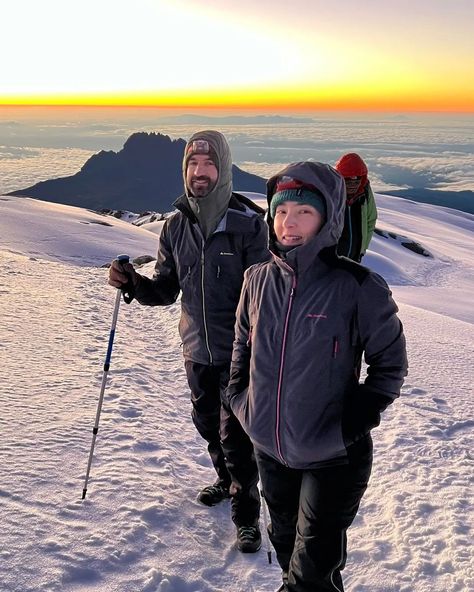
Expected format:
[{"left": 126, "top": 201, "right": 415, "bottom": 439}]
[{"left": 342, "top": 386, "right": 391, "bottom": 446}]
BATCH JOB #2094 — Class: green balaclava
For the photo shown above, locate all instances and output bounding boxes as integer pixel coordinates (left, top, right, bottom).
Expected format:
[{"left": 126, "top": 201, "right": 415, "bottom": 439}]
[{"left": 183, "top": 130, "right": 233, "bottom": 240}]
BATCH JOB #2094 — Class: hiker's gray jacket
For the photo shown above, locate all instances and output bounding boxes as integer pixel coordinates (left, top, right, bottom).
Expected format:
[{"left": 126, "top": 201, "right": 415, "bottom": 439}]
[
  {"left": 225, "top": 162, "right": 408, "bottom": 469},
  {"left": 133, "top": 193, "right": 270, "bottom": 365}
]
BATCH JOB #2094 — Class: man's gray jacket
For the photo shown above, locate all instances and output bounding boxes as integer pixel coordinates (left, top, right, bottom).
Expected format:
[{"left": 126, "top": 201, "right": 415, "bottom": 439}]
[{"left": 133, "top": 192, "right": 270, "bottom": 365}]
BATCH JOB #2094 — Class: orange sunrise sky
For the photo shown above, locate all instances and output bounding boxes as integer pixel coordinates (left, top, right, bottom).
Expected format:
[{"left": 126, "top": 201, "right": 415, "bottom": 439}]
[{"left": 1, "top": 0, "right": 473, "bottom": 112}]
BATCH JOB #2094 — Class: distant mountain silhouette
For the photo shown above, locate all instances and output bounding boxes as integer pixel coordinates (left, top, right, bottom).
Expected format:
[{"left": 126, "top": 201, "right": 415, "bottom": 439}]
[
  {"left": 384, "top": 189, "right": 474, "bottom": 215},
  {"left": 157, "top": 114, "right": 316, "bottom": 124},
  {"left": 9, "top": 132, "right": 267, "bottom": 213}
]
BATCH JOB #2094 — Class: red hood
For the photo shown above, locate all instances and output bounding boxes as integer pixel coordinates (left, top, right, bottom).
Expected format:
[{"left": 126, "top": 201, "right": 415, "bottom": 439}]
[
  {"left": 335, "top": 153, "right": 368, "bottom": 176},
  {"left": 335, "top": 153, "right": 368, "bottom": 201}
]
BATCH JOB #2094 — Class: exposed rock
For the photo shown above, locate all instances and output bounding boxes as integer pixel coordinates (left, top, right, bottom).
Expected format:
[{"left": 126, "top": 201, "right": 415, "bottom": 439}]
[{"left": 9, "top": 132, "right": 266, "bottom": 213}]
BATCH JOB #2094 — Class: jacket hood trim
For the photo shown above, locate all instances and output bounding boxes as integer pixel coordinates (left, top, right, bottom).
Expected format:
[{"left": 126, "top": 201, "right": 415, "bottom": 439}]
[
  {"left": 182, "top": 130, "right": 233, "bottom": 239},
  {"left": 266, "top": 162, "right": 346, "bottom": 273}
]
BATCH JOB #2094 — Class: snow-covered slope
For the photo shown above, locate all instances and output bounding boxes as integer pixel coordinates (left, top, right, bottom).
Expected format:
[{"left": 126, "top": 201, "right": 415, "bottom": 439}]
[
  {"left": 0, "top": 196, "right": 159, "bottom": 267},
  {"left": 0, "top": 193, "right": 472, "bottom": 592}
]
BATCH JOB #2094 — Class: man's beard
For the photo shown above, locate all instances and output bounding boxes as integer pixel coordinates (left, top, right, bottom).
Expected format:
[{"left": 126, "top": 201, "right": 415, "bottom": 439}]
[{"left": 189, "top": 176, "right": 217, "bottom": 197}]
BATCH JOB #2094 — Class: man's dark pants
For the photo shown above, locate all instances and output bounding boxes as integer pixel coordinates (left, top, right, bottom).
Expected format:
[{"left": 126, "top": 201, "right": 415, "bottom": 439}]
[
  {"left": 185, "top": 361, "right": 260, "bottom": 527},
  {"left": 256, "top": 436, "right": 373, "bottom": 591}
]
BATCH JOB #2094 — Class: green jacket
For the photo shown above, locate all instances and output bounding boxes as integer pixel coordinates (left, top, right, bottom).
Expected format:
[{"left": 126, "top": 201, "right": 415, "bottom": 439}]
[
  {"left": 361, "top": 183, "right": 378, "bottom": 254},
  {"left": 338, "top": 183, "right": 378, "bottom": 261}
]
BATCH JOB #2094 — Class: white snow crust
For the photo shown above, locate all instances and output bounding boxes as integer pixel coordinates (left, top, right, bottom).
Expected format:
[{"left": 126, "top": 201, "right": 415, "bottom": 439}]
[{"left": 0, "top": 193, "right": 472, "bottom": 592}]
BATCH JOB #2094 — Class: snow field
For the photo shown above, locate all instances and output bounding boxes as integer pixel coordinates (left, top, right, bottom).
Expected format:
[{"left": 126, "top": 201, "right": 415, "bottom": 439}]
[{"left": 0, "top": 194, "right": 472, "bottom": 591}]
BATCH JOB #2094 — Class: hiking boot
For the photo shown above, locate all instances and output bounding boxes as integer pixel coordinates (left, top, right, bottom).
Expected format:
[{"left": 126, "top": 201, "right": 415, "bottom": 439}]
[
  {"left": 197, "top": 482, "right": 230, "bottom": 506},
  {"left": 236, "top": 525, "right": 261, "bottom": 553}
]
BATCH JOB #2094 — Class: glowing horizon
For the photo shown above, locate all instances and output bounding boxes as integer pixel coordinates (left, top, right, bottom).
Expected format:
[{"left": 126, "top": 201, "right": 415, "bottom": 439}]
[
  {"left": 2, "top": 94, "right": 472, "bottom": 114},
  {"left": 1, "top": 0, "right": 473, "bottom": 113}
]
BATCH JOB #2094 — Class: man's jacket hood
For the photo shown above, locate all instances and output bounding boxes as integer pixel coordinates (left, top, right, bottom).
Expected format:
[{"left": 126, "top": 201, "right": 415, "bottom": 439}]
[
  {"left": 183, "top": 130, "right": 233, "bottom": 239},
  {"left": 266, "top": 161, "right": 346, "bottom": 272}
]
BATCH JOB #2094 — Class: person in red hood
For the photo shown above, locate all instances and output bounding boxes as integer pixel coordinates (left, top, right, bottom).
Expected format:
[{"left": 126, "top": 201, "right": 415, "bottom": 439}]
[{"left": 334, "top": 153, "right": 377, "bottom": 262}]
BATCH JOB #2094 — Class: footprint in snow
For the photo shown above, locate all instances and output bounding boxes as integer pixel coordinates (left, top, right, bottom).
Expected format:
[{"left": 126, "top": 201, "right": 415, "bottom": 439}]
[
  {"left": 133, "top": 440, "right": 162, "bottom": 452},
  {"left": 402, "top": 385, "right": 427, "bottom": 396},
  {"left": 143, "top": 569, "right": 213, "bottom": 592},
  {"left": 62, "top": 564, "right": 102, "bottom": 585},
  {"left": 415, "top": 441, "right": 471, "bottom": 460},
  {"left": 120, "top": 407, "right": 142, "bottom": 419},
  {"left": 43, "top": 539, "right": 63, "bottom": 552},
  {"left": 426, "top": 418, "right": 474, "bottom": 439}
]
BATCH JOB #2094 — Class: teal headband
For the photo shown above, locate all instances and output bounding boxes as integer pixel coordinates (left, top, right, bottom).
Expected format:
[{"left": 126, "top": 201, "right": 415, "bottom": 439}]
[{"left": 270, "top": 188, "right": 327, "bottom": 220}]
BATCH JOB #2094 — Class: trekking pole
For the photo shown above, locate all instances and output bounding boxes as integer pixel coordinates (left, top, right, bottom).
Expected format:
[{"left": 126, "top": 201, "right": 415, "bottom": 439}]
[
  {"left": 260, "top": 486, "right": 273, "bottom": 564},
  {"left": 81, "top": 254, "right": 134, "bottom": 500}
]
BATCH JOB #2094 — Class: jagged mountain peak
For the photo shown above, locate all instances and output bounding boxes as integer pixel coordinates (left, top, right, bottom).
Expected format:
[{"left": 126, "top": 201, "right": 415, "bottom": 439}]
[{"left": 9, "top": 132, "right": 266, "bottom": 213}]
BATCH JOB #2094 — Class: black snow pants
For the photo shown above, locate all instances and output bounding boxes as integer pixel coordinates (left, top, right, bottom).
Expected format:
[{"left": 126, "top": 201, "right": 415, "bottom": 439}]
[
  {"left": 256, "top": 436, "right": 373, "bottom": 592},
  {"left": 185, "top": 361, "right": 260, "bottom": 527}
]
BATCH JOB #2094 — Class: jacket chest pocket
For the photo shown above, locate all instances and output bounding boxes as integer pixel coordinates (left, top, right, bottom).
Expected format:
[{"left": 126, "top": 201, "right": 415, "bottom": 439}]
[
  {"left": 212, "top": 256, "right": 244, "bottom": 290},
  {"left": 178, "top": 260, "right": 199, "bottom": 288}
]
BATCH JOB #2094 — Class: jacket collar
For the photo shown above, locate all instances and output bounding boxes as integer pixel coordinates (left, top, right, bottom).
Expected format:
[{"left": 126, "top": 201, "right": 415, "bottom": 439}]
[
  {"left": 173, "top": 192, "right": 264, "bottom": 235},
  {"left": 273, "top": 239, "right": 337, "bottom": 278}
]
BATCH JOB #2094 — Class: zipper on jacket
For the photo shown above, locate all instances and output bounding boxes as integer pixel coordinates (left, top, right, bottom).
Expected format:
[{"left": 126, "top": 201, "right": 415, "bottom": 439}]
[
  {"left": 216, "top": 265, "right": 221, "bottom": 279},
  {"left": 275, "top": 272, "right": 297, "bottom": 466},
  {"left": 332, "top": 336, "right": 339, "bottom": 358},
  {"left": 201, "top": 243, "right": 213, "bottom": 365},
  {"left": 246, "top": 326, "right": 253, "bottom": 348}
]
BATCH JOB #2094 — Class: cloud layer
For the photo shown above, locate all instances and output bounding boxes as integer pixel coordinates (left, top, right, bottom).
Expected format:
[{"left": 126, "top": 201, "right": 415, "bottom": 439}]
[{"left": 0, "top": 112, "right": 472, "bottom": 195}]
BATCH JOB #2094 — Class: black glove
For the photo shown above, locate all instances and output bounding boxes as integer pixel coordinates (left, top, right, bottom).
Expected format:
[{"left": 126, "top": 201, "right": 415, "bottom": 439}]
[
  {"left": 108, "top": 259, "right": 140, "bottom": 303},
  {"left": 342, "top": 385, "right": 392, "bottom": 446}
]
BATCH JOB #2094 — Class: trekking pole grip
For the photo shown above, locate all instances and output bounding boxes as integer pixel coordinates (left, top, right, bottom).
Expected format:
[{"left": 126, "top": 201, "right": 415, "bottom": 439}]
[{"left": 116, "top": 254, "right": 134, "bottom": 304}]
